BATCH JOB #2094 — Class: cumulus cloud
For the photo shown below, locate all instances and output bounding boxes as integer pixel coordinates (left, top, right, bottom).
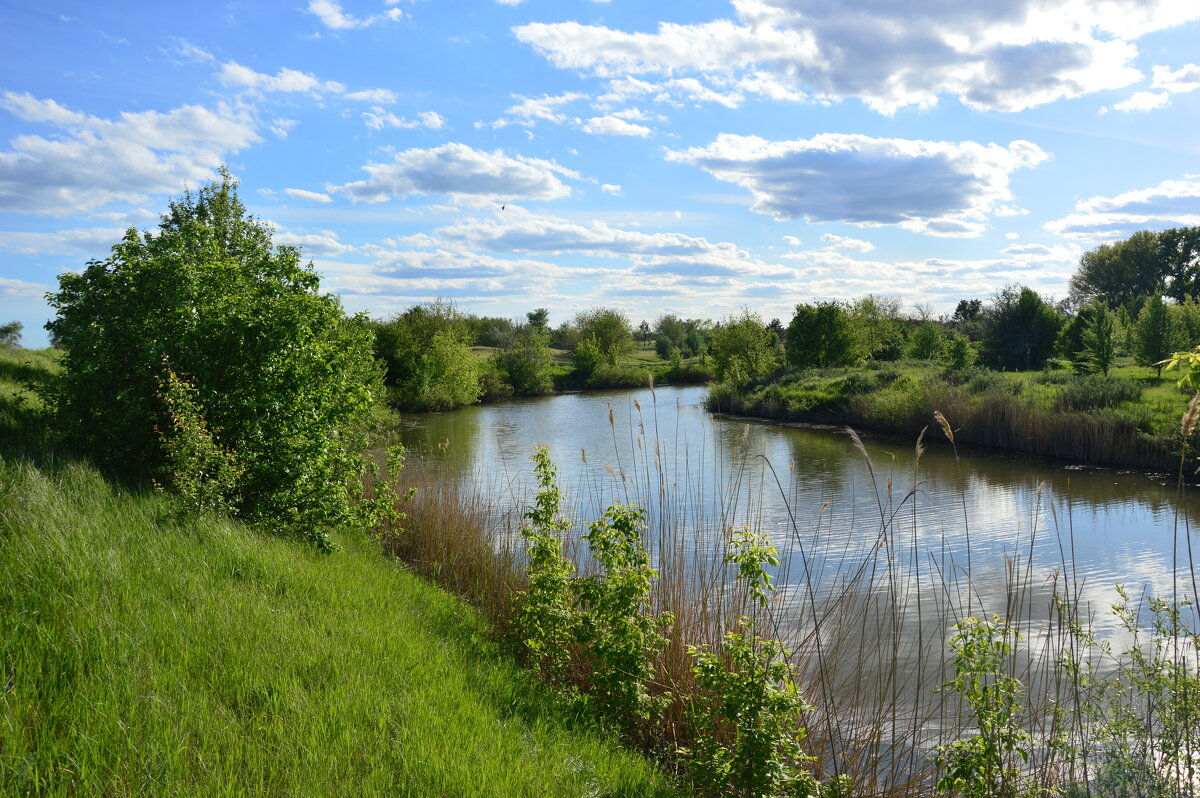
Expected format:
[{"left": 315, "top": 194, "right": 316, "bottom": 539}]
[
  {"left": 601, "top": 183, "right": 621, "bottom": 195},
  {"left": 485, "top": 92, "right": 587, "bottom": 129},
  {"left": 0, "top": 276, "right": 50, "bottom": 298},
  {"left": 818, "top": 233, "right": 874, "bottom": 253},
  {"left": 283, "top": 188, "right": 333, "bottom": 203},
  {"left": 330, "top": 143, "right": 577, "bottom": 203},
  {"left": 217, "top": 61, "right": 343, "bottom": 94},
  {"left": 581, "top": 116, "right": 651, "bottom": 136},
  {"left": 344, "top": 88, "right": 399, "bottom": 103},
  {"left": 0, "top": 226, "right": 124, "bottom": 255},
  {"left": 1044, "top": 177, "right": 1200, "bottom": 241},
  {"left": 0, "top": 91, "right": 258, "bottom": 216},
  {"left": 273, "top": 229, "right": 354, "bottom": 256},
  {"left": 1104, "top": 62, "right": 1200, "bottom": 112},
  {"left": 1100, "top": 91, "right": 1169, "bottom": 113},
  {"left": 307, "top": 0, "right": 403, "bottom": 30},
  {"left": 362, "top": 108, "right": 445, "bottom": 131},
  {"left": 667, "top": 133, "right": 1048, "bottom": 237},
  {"left": 515, "top": 0, "right": 1200, "bottom": 114}
]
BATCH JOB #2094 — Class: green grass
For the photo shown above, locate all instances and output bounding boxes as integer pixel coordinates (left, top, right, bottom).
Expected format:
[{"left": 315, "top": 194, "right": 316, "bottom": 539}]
[{"left": 0, "top": 457, "right": 679, "bottom": 797}]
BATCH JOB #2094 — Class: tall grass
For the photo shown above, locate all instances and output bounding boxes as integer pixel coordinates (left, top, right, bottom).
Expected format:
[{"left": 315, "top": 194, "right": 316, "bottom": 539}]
[
  {"left": 385, "top": 390, "right": 1200, "bottom": 797},
  {"left": 0, "top": 455, "right": 680, "bottom": 797}
]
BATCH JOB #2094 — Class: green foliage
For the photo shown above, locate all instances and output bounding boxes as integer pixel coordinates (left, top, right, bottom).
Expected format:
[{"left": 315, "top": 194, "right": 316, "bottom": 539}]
[
  {"left": 935, "top": 615, "right": 1045, "bottom": 798},
  {"left": 981, "top": 285, "right": 1063, "bottom": 370},
  {"left": 942, "top": 333, "right": 978, "bottom": 371},
  {"left": 575, "top": 307, "right": 635, "bottom": 366},
  {"left": 526, "top": 307, "right": 550, "bottom": 332},
  {"left": 1134, "top": 294, "right": 1177, "bottom": 377},
  {"left": 514, "top": 446, "right": 577, "bottom": 686},
  {"left": 681, "top": 529, "right": 842, "bottom": 798},
  {"left": 1170, "top": 296, "right": 1200, "bottom": 349},
  {"left": 786, "top": 302, "right": 863, "bottom": 369},
  {"left": 908, "top": 322, "right": 947, "bottom": 361},
  {"left": 497, "top": 326, "right": 555, "bottom": 396},
  {"left": 850, "top": 295, "right": 906, "bottom": 361},
  {"left": 572, "top": 335, "right": 604, "bottom": 380},
  {"left": 1070, "top": 230, "right": 1170, "bottom": 309},
  {"left": 354, "top": 444, "right": 414, "bottom": 541},
  {"left": 373, "top": 301, "right": 482, "bottom": 411},
  {"left": 43, "top": 170, "right": 380, "bottom": 543},
  {"left": 0, "top": 320, "right": 21, "bottom": 347},
  {"left": 154, "top": 360, "right": 243, "bottom": 518},
  {"left": 1057, "top": 304, "right": 1099, "bottom": 373},
  {"left": 712, "top": 311, "right": 777, "bottom": 386},
  {"left": 1053, "top": 374, "right": 1142, "bottom": 411},
  {"left": 576, "top": 504, "right": 673, "bottom": 732},
  {"left": 1082, "top": 301, "right": 1118, "bottom": 376}
]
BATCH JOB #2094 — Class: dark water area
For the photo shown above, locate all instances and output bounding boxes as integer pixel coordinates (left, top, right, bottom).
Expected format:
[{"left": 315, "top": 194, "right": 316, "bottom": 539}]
[{"left": 395, "top": 385, "right": 1199, "bottom": 638}]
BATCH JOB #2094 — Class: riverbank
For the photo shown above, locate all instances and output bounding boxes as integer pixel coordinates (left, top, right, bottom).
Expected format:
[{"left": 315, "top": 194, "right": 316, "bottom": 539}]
[
  {"left": 706, "top": 359, "right": 1195, "bottom": 472},
  {"left": 0, "top": 346, "right": 677, "bottom": 796}
]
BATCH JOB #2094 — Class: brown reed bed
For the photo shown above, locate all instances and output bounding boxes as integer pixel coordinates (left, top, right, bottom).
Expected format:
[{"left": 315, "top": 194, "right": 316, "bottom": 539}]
[{"left": 374, "top": 397, "right": 1200, "bottom": 797}]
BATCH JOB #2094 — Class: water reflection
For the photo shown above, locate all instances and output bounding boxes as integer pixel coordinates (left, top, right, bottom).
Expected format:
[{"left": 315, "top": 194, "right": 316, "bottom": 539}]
[{"left": 395, "top": 385, "right": 1199, "bottom": 629}]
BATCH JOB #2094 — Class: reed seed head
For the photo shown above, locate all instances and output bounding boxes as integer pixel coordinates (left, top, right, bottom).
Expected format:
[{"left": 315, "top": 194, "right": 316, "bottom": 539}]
[
  {"left": 1182, "top": 392, "right": 1200, "bottom": 438},
  {"left": 933, "top": 410, "right": 954, "bottom": 444}
]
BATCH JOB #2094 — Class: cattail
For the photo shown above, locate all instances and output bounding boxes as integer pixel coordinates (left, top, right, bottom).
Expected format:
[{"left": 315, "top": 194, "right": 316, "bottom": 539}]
[
  {"left": 934, "top": 410, "right": 954, "bottom": 444},
  {"left": 633, "top": 397, "right": 641, "bottom": 413},
  {"left": 608, "top": 403, "right": 615, "bottom": 429},
  {"left": 581, "top": 446, "right": 587, "bottom": 464},
  {"left": 1182, "top": 392, "right": 1200, "bottom": 438}
]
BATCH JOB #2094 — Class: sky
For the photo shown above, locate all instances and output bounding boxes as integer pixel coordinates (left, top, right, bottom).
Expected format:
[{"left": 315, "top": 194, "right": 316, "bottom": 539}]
[{"left": 2, "top": 1, "right": 1199, "bottom": 346}]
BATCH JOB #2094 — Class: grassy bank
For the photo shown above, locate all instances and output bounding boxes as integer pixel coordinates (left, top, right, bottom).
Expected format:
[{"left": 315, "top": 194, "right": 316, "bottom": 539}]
[
  {"left": 0, "top": 346, "right": 677, "bottom": 796},
  {"left": 707, "top": 358, "right": 1194, "bottom": 471},
  {"left": 0, "top": 457, "right": 678, "bottom": 797}
]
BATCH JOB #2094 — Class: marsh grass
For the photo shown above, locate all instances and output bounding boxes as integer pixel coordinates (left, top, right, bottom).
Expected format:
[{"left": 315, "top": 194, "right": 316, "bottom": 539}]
[{"left": 387, "top": 388, "right": 1200, "bottom": 797}]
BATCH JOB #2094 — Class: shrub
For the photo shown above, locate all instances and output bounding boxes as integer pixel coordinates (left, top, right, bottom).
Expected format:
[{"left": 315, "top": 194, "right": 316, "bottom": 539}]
[
  {"left": 44, "top": 171, "right": 380, "bottom": 545},
  {"left": 497, "top": 326, "right": 554, "bottom": 396},
  {"left": 372, "top": 301, "right": 482, "bottom": 411},
  {"left": 1054, "top": 375, "right": 1142, "bottom": 411}
]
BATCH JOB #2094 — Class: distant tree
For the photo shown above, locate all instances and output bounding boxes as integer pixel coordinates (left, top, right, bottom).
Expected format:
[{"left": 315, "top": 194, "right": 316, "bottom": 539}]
[
  {"left": 980, "top": 285, "right": 1063, "bottom": 370},
  {"left": 907, "top": 322, "right": 946, "bottom": 361},
  {"left": 942, "top": 333, "right": 977, "bottom": 371},
  {"left": 1171, "top": 297, "right": 1200, "bottom": 349},
  {"left": 850, "top": 295, "right": 905, "bottom": 360},
  {"left": 1070, "top": 230, "right": 1168, "bottom": 309},
  {"left": 575, "top": 307, "right": 634, "bottom": 366},
  {"left": 710, "top": 311, "right": 775, "bottom": 385},
  {"left": 571, "top": 336, "right": 603, "bottom": 380},
  {"left": 472, "top": 315, "right": 518, "bottom": 348},
  {"left": 497, "top": 326, "right": 554, "bottom": 395},
  {"left": 1082, "top": 301, "right": 1117, "bottom": 376},
  {"left": 1056, "top": 304, "right": 1100, "bottom": 373},
  {"left": 549, "top": 322, "right": 577, "bottom": 351},
  {"left": 1133, "top": 294, "right": 1176, "bottom": 378},
  {"left": 654, "top": 335, "right": 674, "bottom": 360},
  {"left": 374, "top": 300, "right": 481, "bottom": 411},
  {"left": 637, "top": 320, "right": 652, "bottom": 348},
  {"left": 526, "top": 307, "right": 550, "bottom": 332},
  {"left": 1158, "top": 226, "right": 1200, "bottom": 299},
  {"left": 786, "top": 302, "right": 862, "bottom": 369},
  {"left": 0, "top": 320, "right": 21, "bottom": 347},
  {"left": 952, "top": 299, "right": 983, "bottom": 323}
]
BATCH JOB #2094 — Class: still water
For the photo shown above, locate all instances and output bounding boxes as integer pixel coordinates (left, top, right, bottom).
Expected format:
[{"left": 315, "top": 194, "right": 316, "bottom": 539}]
[{"left": 397, "top": 384, "right": 1199, "bottom": 636}]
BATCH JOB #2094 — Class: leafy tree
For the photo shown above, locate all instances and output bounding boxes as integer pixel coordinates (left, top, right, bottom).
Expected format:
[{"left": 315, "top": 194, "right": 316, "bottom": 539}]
[
  {"left": 575, "top": 307, "right": 634, "bottom": 366},
  {"left": 1082, "top": 301, "right": 1117, "bottom": 376},
  {"left": 497, "top": 325, "right": 554, "bottom": 396},
  {"left": 44, "top": 170, "right": 380, "bottom": 544},
  {"left": 942, "top": 333, "right": 977, "bottom": 371},
  {"left": 786, "top": 301, "right": 862, "bottom": 369},
  {"left": 373, "top": 301, "right": 481, "bottom": 411},
  {"left": 850, "top": 295, "right": 905, "bottom": 360},
  {"left": 907, "top": 322, "right": 946, "bottom": 361},
  {"left": 1157, "top": 225, "right": 1200, "bottom": 299},
  {"left": 710, "top": 311, "right": 775, "bottom": 385},
  {"left": 1171, "top": 296, "right": 1200, "bottom": 349},
  {"left": 472, "top": 315, "right": 518, "bottom": 348},
  {"left": 1056, "top": 303, "right": 1100, "bottom": 373},
  {"left": 526, "top": 307, "right": 550, "bottom": 332},
  {"left": 953, "top": 299, "right": 983, "bottom": 323},
  {"left": 637, "top": 319, "right": 651, "bottom": 347},
  {"left": 1070, "top": 230, "right": 1168, "bottom": 309},
  {"left": 0, "top": 320, "right": 21, "bottom": 347},
  {"left": 571, "top": 336, "right": 603, "bottom": 380},
  {"left": 1133, "top": 294, "right": 1177, "bottom": 378},
  {"left": 980, "top": 286, "right": 1063, "bottom": 370}
]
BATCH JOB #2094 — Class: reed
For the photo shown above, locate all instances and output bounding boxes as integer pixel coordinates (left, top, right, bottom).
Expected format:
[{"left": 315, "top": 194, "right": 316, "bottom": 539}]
[{"left": 383, "top": 393, "right": 1200, "bottom": 797}]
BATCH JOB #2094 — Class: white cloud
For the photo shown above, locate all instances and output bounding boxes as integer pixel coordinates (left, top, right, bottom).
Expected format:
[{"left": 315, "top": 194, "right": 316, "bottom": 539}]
[
  {"left": 283, "top": 188, "right": 333, "bottom": 203},
  {"left": 601, "top": 183, "right": 622, "bottom": 195},
  {"left": 0, "top": 276, "right": 50, "bottom": 298},
  {"left": 270, "top": 118, "right": 299, "bottom": 138},
  {"left": 307, "top": 0, "right": 403, "bottom": 30},
  {"left": 362, "top": 107, "right": 445, "bottom": 131},
  {"left": 819, "top": 233, "right": 874, "bottom": 253},
  {"left": 172, "top": 38, "right": 215, "bottom": 63},
  {"left": 0, "top": 91, "right": 259, "bottom": 216},
  {"left": 1152, "top": 62, "right": 1200, "bottom": 93},
  {"left": 488, "top": 92, "right": 586, "bottom": 129},
  {"left": 218, "top": 61, "right": 342, "bottom": 94},
  {"left": 582, "top": 116, "right": 652, "bottom": 137},
  {"left": 1044, "top": 177, "right": 1200, "bottom": 241},
  {"left": 0, "top": 226, "right": 124, "bottom": 255},
  {"left": 1100, "top": 90, "right": 1169, "bottom": 113},
  {"left": 274, "top": 229, "right": 354, "bottom": 256},
  {"left": 515, "top": 0, "right": 1200, "bottom": 114},
  {"left": 667, "top": 133, "right": 1048, "bottom": 237},
  {"left": 344, "top": 88, "right": 399, "bottom": 103},
  {"left": 330, "top": 143, "right": 578, "bottom": 203}
]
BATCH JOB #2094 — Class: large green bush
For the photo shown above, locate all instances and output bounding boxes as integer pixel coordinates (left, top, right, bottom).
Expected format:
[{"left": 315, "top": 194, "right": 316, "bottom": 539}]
[
  {"left": 44, "top": 171, "right": 380, "bottom": 544},
  {"left": 371, "top": 300, "right": 482, "bottom": 411}
]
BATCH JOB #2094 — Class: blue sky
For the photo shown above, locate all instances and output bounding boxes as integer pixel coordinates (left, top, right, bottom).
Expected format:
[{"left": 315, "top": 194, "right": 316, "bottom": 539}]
[{"left": 2, "top": 0, "right": 1199, "bottom": 345}]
